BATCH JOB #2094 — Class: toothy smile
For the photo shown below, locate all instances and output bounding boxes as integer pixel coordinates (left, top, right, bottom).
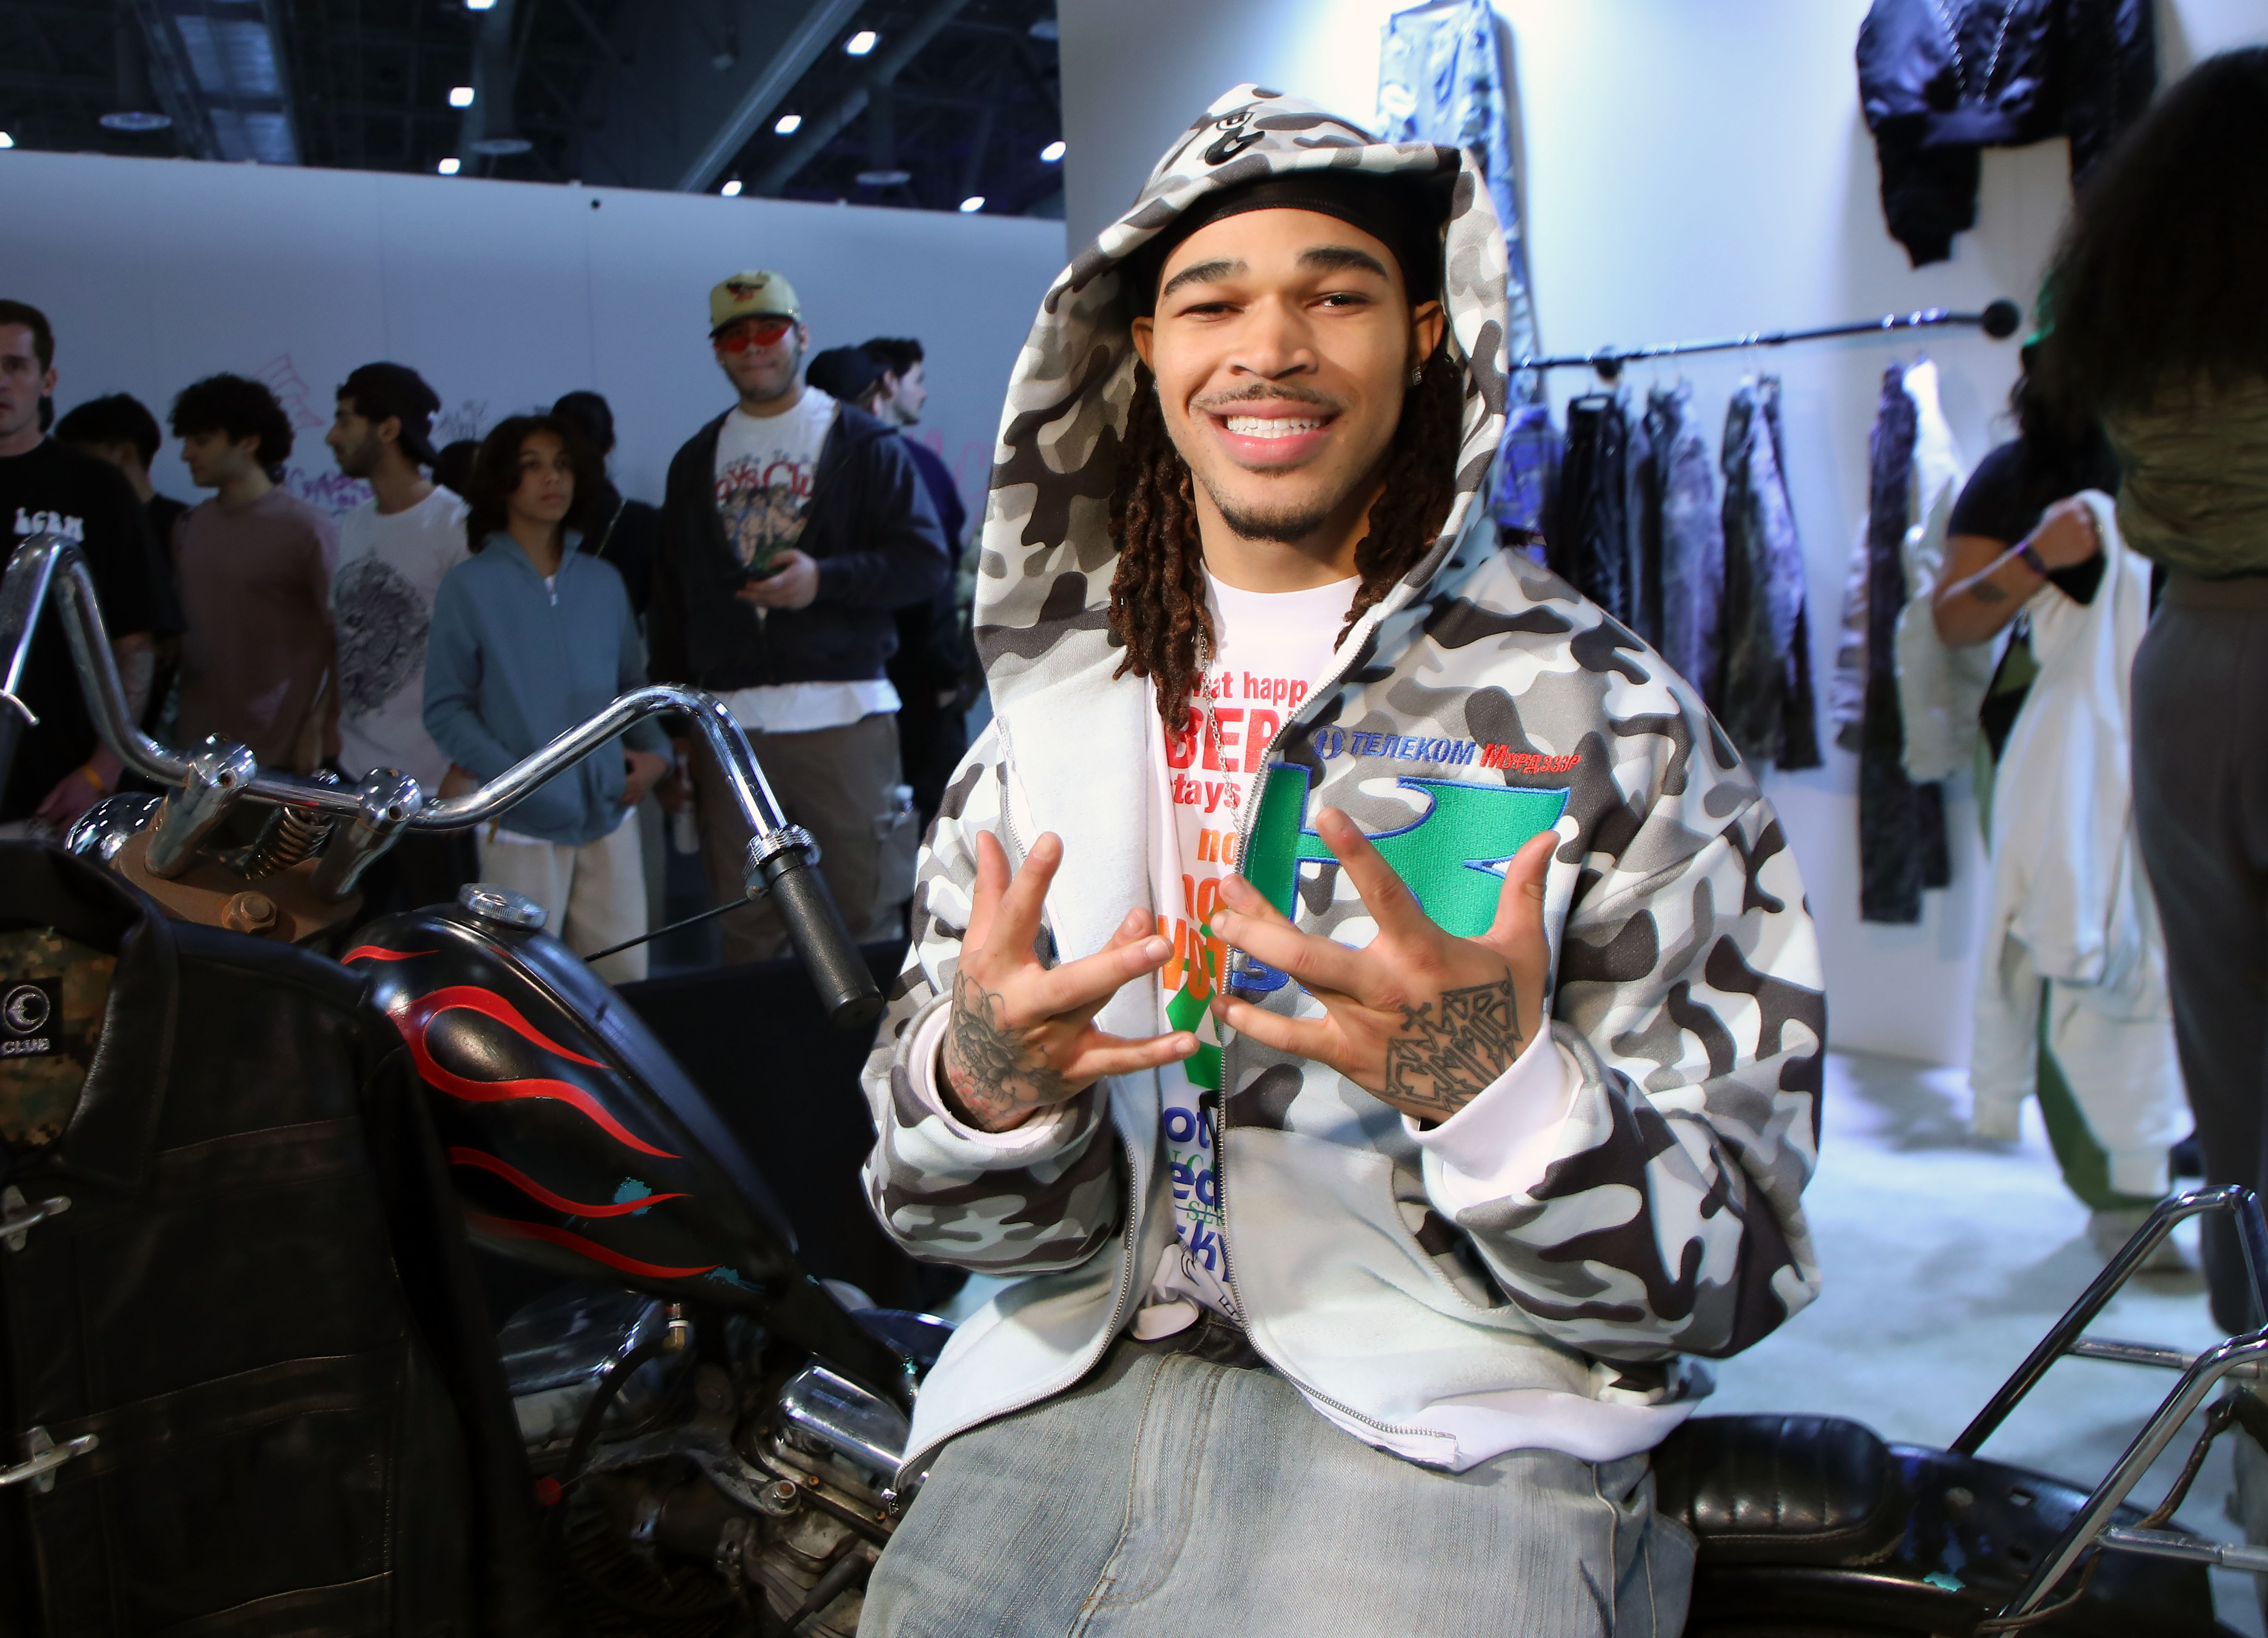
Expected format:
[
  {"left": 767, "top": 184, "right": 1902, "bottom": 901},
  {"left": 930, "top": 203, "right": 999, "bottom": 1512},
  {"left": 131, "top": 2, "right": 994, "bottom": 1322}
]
[{"left": 1223, "top": 416, "right": 1328, "bottom": 437}]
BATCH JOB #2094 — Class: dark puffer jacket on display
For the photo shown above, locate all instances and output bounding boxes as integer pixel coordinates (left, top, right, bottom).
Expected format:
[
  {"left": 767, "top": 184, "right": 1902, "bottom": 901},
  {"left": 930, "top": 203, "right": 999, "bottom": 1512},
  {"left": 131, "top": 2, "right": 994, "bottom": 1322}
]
[
  {"left": 1857, "top": 0, "right": 2155, "bottom": 265},
  {"left": 0, "top": 845, "right": 553, "bottom": 1637}
]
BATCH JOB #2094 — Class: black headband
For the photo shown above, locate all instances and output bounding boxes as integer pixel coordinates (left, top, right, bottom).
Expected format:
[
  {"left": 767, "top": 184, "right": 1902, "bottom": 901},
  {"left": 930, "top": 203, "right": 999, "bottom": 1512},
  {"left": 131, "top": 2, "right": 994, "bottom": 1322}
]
[{"left": 1129, "top": 172, "right": 1442, "bottom": 315}]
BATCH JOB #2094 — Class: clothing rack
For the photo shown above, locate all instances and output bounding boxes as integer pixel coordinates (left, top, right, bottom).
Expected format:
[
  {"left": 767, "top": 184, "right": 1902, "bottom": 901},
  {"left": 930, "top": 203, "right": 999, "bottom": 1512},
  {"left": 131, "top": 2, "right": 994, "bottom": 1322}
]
[{"left": 1512, "top": 298, "right": 2022, "bottom": 381}]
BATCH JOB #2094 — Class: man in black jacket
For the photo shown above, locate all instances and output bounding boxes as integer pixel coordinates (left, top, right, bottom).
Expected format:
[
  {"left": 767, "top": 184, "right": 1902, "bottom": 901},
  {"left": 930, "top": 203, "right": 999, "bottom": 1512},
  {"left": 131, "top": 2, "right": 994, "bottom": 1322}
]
[{"left": 651, "top": 271, "right": 948, "bottom": 963}]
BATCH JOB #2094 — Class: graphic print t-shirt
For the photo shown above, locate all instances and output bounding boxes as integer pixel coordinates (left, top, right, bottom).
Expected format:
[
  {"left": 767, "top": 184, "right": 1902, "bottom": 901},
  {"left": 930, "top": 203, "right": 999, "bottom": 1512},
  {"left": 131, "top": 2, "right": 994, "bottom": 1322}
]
[
  {"left": 333, "top": 485, "right": 470, "bottom": 792},
  {"left": 713, "top": 389, "right": 835, "bottom": 578},
  {"left": 1137, "top": 574, "right": 1355, "bottom": 1336},
  {"left": 0, "top": 440, "right": 172, "bottom": 822}
]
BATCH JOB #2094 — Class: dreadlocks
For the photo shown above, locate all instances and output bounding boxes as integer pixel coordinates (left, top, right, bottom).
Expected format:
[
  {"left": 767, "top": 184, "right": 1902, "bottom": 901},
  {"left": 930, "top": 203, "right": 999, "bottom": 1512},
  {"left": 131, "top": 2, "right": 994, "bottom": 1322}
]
[{"left": 1106, "top": 346, "right": 1464, "bottom": 734}]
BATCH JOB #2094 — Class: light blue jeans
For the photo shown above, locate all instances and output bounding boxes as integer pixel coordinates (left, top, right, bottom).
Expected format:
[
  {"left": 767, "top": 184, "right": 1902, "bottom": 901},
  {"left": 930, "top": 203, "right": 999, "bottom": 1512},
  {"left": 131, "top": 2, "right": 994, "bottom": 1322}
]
[{"left": 861, "top": 1321, "right": 1693, "bottom": 1637}]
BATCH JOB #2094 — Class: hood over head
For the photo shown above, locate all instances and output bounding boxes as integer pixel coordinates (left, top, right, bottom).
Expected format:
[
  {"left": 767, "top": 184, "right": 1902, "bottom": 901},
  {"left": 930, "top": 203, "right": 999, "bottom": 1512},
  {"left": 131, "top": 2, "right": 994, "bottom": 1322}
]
[{"left": 974, "top": 84, "right": 1512, "bottom": 703}]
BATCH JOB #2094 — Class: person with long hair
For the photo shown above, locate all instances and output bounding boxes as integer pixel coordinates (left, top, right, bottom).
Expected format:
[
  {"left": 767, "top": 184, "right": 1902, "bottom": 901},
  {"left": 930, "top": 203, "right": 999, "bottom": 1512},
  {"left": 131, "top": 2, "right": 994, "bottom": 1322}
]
[
  {"left": 853, "top": 90, "right": 1823, "bottom": 1636},
  {"left": 423, "top": 415, "right": 670, "bottom": 983},
  {"left": 2029, "top": 47, "right": 2268, "bottom": 1338}
]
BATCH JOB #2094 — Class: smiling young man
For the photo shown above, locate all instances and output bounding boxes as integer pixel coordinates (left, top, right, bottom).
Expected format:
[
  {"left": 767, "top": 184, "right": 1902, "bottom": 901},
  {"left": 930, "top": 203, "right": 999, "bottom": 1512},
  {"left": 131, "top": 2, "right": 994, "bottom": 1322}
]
[
  {"left": 856, "top": 90, "right": 1825, "bottom": 1636},
  {"left": 650, "top": 272, "right": 948, "bottom": 961}
]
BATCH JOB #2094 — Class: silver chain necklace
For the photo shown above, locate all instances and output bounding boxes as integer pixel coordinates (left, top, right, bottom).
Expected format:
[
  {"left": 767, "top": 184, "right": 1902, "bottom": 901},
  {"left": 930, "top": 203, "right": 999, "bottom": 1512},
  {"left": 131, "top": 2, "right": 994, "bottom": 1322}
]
[{"left": 1927, "top": 0, "right": 2018, "bottom": 97}]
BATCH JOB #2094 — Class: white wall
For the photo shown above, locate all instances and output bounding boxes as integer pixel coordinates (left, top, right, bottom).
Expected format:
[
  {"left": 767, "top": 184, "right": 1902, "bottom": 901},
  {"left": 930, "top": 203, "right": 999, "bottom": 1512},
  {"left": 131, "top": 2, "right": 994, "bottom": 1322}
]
[
  {"left": 0, "top": 152, "right": 1068, "bottom": 530},
  {"left": 1060, "top": 0, "right": 2268, "bottom": 1064}
]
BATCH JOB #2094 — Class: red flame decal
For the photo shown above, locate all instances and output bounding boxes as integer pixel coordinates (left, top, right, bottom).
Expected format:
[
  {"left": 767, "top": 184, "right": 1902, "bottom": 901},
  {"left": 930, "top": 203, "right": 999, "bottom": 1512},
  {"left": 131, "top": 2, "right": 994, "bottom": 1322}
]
[
  {"left": 344, "top": 945, "right": 437, "bottom": 964},
  {"left": 466, "top": 1210, "right": 719, "bottom": 1281},
  {"left": 386, "top": 986, "right": 680, "bottom": 1160},
  {"left": 448, "top": 1147, "right": 686, "bottom": 1218}
]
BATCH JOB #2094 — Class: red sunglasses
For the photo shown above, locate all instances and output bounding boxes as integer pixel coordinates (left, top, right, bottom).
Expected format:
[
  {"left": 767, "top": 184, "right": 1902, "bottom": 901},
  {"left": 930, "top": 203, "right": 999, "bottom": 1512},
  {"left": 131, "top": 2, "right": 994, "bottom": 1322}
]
[{"left": 714, "top": 318, "right": 794, "bottom": 352}]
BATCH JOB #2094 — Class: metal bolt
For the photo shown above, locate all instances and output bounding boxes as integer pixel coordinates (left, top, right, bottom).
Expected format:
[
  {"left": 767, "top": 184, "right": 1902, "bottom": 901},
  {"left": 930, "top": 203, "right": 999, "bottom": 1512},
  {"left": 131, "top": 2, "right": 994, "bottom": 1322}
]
[
  {"left": 222, "top": 892, "right": 277, "bottom": 933},
  {"left": 755, "top": 1477, "right": 801, "bottom": 1517}
]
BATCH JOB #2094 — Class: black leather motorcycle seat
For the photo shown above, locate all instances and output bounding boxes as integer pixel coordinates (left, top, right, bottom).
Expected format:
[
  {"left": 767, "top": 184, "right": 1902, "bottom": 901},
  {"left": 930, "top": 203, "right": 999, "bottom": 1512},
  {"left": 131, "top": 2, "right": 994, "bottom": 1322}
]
[{"left": 1650, "top": 1414, "right": 1906, "bottom": 1566}]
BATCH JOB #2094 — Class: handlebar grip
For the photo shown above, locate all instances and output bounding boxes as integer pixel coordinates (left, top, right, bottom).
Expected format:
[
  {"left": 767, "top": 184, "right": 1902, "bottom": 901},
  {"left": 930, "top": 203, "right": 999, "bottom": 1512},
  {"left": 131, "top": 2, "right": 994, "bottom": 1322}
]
[{"left": 759, "top": 851, "right": 884, "bottom": 1032}]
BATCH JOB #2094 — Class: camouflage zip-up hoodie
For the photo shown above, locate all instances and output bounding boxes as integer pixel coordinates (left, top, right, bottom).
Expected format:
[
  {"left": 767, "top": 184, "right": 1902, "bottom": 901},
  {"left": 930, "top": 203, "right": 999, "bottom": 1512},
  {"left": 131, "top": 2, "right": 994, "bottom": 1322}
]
[{"left": 861, "top": 87, "right": 1825, "bottom": 1479}]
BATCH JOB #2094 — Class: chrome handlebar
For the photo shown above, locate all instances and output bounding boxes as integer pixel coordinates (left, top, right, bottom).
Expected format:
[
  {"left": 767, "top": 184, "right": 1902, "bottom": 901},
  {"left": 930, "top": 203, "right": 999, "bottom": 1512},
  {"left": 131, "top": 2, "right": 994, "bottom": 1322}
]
[{"left": 0, "top": 534, "right": 882, "bottom": 1028}]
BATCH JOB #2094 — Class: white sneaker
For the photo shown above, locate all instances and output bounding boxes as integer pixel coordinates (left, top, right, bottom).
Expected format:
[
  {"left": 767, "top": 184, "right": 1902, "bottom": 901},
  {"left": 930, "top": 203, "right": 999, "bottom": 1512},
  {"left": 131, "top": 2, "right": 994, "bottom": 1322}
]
[{"left": 2089, "top": 1206, "right": 2193, "bottom": 1271}]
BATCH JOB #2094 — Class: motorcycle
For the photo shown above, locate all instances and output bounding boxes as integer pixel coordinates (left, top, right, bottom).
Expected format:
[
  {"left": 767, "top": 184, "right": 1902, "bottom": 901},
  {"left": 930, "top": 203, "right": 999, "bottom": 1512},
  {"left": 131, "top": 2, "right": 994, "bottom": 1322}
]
[{"left": 8, "top": 529, "right": 2267, "bottom": 1635}]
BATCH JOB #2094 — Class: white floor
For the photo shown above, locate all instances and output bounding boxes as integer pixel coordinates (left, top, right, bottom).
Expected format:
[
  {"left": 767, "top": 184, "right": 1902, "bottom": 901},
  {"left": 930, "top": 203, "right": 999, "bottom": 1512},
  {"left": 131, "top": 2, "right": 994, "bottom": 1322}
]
[
  {"left": 938, "top": 1048, "right": 2266, "bottom": 1631},
  {"left": 1708, "top": 1050, "right": 2262, "bottom": 1634}
]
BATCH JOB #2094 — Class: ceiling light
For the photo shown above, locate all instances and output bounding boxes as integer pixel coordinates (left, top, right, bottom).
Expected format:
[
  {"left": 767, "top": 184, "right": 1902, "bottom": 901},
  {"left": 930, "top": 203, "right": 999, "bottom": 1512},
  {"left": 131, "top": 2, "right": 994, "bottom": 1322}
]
[
  {"left": 0, "top": 133, "right": 13, "bottom": 149},
  {"left": 856, "top": 167, "right": 910, "bottom": 187},
  {"left": 720, "top": 178, "right": 742, "bottom": 197},
  {"left": 466, "top": 0, "right": 496, "bottom": 9},
  {"left": 438, "top": 156, "right": 461, "bottom": 175},
  {"left": 774, "top": 113, "right": 802, "bottom": 135},
  {"left": 100, "top": 110, "right": 172, "bottom": 133},
  {"left": 845, "top": 30, "right": 877, "bottom": 55},
  {"left": 449, "top": 86, "right": 475, "bottom": 108},
  {"left": 1040, "top": 139, "right": 1065, "bottom": 163},
  {"left": 958, "top": 195, "right": 985, "bottom": 213}
]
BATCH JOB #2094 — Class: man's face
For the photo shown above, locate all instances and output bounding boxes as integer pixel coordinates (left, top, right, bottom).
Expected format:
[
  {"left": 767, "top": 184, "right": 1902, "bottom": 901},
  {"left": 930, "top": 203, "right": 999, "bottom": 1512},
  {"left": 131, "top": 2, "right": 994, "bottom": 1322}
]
[
  {"left": 713, "top": 315, "right": 806, "bottom": 405},
  {"left": 0, "top": 323, "right": 55, "bottom": 445},
  {"left": 879, "top": 361, "right": 927, "bottom": 426},
  {"left": 1130, "top": 209, "right": 1443, "bottom": 545},
  {"left": 325, "top": 397, "right": 391, "bottom": 478},
  {"left": 179, "top": 428, "right": 262, "bottom": 489}
]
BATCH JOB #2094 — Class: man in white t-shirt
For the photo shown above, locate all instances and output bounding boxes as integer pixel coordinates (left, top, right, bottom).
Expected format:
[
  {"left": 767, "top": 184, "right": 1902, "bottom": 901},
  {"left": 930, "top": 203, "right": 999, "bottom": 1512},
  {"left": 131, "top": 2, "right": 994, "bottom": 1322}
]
[
  {"left": 324, "top": 362, "right": 472, "bottom": 911},
  {"left": 650, "top": 270, "right": 950, "bottom": 962}
]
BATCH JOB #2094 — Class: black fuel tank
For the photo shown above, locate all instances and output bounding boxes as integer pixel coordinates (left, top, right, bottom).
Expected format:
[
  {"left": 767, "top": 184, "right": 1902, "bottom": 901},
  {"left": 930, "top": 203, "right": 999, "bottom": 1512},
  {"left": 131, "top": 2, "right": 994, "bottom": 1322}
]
[{"left": 347, "top": 902, "right": 803, "bottom": 1305}]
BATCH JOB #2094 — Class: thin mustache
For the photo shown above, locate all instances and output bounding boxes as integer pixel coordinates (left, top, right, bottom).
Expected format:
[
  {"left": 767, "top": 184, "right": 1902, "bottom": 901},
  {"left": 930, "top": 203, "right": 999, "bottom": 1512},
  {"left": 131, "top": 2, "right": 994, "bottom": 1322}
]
[{"left": 1192, "top": 384, "right": 1338, "bottom": 415}]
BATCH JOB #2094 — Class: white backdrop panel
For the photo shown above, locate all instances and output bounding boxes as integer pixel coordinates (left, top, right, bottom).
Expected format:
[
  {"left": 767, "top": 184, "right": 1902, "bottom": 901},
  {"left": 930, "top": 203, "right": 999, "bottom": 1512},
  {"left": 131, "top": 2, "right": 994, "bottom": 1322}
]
[{"left": 0, "top": 152, "right": 1070, "bottom": 529}]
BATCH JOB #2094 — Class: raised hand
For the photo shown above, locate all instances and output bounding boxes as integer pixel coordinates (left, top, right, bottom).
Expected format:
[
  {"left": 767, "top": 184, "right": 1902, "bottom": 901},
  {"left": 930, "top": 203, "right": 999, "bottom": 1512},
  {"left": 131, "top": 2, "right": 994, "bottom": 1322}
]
[
  {"left": 1209, "top": 811, "right": 1556, "bottom": 1124},
  {"left": 941, "top": 830, "right": 1198, "bottom": 1133}
]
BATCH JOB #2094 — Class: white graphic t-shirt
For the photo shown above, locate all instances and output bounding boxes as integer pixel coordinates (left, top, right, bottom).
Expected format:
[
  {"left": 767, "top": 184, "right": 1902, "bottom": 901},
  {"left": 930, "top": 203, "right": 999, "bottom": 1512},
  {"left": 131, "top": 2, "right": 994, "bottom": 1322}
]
[
  {"left": 332, "top": 484, "right": 470, "bottom": 792},
  {"left": 1134, "top": 574, "right": 1356, "bottom": 1338},
  {"left": 714, "top": 388, "right": 835, "bottom": 576}
]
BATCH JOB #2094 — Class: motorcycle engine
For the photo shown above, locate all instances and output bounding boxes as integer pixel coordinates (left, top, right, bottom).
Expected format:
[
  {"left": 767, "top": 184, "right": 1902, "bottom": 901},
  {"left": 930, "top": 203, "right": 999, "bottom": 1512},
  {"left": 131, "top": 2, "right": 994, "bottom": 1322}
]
[{"left": 501, "top": 1286, "right": 944, "bottom": 1636}]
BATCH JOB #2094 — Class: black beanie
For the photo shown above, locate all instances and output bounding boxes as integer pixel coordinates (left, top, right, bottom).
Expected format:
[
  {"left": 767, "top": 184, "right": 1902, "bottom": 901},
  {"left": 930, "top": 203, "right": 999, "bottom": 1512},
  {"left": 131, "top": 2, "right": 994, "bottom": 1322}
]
[{"left": 1128, "top": 171, "right": 1443, "bottom": 315}]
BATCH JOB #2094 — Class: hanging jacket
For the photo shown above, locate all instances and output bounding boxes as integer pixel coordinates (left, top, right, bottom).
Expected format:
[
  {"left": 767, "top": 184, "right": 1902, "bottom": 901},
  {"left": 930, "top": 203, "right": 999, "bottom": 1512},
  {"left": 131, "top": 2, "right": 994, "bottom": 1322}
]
[
  {"left": 1970, "top": 494, "right": 2184, "bottom": 1194},
  {"left": 1550, "top": 393, "right": 1637, "bottom": 627},
  {"left": 1891, "top": 359, "right": 1991, "bottom": 782},
  {"left": 0, "top": 844, "right": 554, "bottom": 1637},
  {"left": 1377, "top": 0, "right": 1543, "bottom": 400},
  {"left": 1718, "top": 376, "right": 1823, "bottom": 770},
  {"left": 1641, "top": 381, "right": 1725, "bottom": 700},
  {"left": 1856, "top": 0, "right": 2155, "bottom": 266},
  {"left": 858, "top": 85, "right": 1825, "bottom": 1482},
  {"left": 1856, "top": 364, "right": 1949, "bottom": 923}
]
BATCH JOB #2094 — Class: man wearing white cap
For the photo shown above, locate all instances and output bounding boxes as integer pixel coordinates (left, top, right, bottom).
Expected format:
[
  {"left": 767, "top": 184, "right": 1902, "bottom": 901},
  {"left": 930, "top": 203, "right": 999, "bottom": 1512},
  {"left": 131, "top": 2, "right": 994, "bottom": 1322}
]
[{"left": 651, "top": 270, "right": 950, "bottom": 961}]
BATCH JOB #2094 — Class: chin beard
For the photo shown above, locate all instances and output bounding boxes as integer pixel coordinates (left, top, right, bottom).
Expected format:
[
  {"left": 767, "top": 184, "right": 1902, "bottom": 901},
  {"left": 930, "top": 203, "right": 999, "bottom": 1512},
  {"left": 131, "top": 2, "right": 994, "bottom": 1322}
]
[{"left": 1197, "top": 471, "right": 1341, "bottom": 545}]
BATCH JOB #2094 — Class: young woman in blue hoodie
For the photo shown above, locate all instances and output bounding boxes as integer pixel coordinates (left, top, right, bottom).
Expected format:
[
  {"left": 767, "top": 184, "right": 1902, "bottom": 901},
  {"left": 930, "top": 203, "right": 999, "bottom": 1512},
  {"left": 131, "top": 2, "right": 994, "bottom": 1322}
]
[{"left": 423, "top": 414, "right": 670, "bottom": 982}]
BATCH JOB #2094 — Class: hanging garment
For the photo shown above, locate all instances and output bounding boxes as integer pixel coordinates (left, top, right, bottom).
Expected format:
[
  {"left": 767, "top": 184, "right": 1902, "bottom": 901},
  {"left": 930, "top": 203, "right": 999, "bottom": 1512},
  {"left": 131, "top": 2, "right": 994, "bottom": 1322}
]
[
  {"left": 1491, "top": 399, "right": 1560, "bottom": 538},
  {"left": 1377, "top": 0, "right": 1544, "bottom": 396},
  {"left": 1830, "top": 515, "right": 1872, "bottom": 753},
  {"left": 1640, "top": 381, "right": 1725, "bottom": 700},
  {"left": 1891, "top": 359, "right": 1991, "bottom": 782},
  {"left": 1856, "top": 364, "right": 1949, "bottom": 922},
  {"left": 1550, "top": 393, "right": 1637, "bottom": 626},
  {"left": 1856, "top": 0, "right": 2155, "bottom": 266},
  {"left": 1718, "top": 376, "right": 1824, "bottom": 771},
  {"left": 1971, "top": 494, "right": 2184, "bottom": 1195}
]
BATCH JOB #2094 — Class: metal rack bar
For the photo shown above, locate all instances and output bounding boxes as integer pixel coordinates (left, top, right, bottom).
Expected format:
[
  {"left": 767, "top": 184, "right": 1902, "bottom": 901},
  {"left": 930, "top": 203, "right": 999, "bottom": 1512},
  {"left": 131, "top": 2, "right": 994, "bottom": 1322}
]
[{"left": 1512, "top": 298, "right": 2023, "bottom": 378}]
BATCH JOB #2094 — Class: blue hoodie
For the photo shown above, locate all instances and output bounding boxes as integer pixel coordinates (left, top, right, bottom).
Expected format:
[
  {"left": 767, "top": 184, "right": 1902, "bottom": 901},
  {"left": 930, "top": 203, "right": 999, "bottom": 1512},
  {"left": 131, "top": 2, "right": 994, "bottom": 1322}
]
[{"left": 424, "top": 531, "right": 670, "bottom": 845}]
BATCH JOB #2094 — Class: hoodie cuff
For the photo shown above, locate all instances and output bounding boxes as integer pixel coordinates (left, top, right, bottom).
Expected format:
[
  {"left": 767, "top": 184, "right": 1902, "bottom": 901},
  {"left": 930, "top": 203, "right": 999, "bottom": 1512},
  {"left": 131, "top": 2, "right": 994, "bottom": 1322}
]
[
  {"left": 1405, "top": 1025, "right": 1581, "bottom": 1216},
  {"left": 904, "top": 1004, "right": 1081, "bottom": 1157}
]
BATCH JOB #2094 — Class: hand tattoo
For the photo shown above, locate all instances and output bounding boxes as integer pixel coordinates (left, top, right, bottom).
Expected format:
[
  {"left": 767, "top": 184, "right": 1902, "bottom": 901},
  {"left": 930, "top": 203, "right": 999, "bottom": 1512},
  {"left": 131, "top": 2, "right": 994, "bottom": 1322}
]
[
  {"left": 1382, "top": 974, "right": 1523, "bottom": 1119},
  {"left": 942, "top": 968, "right": 1074, "bottom": 1132}
]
